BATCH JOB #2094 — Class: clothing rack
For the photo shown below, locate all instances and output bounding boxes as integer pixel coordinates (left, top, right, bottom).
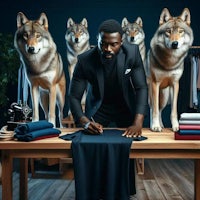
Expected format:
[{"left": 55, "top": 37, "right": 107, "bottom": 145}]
[{"left": 189, "top": 46, "right": 200, "bottom": 56}]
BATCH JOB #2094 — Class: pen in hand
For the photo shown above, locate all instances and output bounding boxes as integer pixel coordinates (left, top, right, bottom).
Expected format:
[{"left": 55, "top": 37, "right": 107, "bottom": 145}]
[{"left": 91, "top": 117, "right": 103, "bottom": 134}]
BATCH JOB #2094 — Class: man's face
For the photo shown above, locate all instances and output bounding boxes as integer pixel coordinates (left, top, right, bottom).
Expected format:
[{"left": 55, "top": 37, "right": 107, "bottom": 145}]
[{"left": 97, "top": 32, "right": 122, "bottom": 60}]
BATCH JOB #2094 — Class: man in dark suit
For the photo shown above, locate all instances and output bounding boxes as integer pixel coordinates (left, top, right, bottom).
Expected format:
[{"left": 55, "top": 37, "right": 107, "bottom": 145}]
[
  {"left": 69, "top": 19, "right": 148, "bottom": 199},
  {"left": 69, "top": 19, "right": 148, "bottom": 137}
]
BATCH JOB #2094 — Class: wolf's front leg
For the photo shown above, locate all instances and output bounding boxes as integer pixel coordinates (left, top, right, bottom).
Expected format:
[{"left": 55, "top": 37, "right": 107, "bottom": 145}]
[
  {"left": 48, "top": 86, "right": 56, "bottom": 127},
  {"left": 171, "top": 82, "right": 179, "bottom": 131},
  {"left": 31, "top": 85, "right": 40, "bottom": 122},
  {"left": 151, "top": 108, "right": 162, "bottom": 131},
  {"left": 150, "top": 82, "right": 162, "bottom": 132}
]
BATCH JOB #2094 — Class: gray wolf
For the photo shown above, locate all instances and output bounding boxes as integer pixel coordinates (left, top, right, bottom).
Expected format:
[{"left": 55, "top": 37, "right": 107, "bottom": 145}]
[
  {"left": 147, "top": 8, "right": 194, "bottom": 132},
  {"left": 14, "top": 12, "right": 66, "bottom": 127},
  {"left": 65, "top": 18, "right": 90, "bottom": 80},
  {"left": 122, "top": 17, "right": 146, "bottom": 64}
]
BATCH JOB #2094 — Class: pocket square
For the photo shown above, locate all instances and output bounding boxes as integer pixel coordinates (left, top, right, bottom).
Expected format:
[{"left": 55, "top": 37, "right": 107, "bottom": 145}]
[{"left": 125, "top": 68, "right": 131, "bottom": 74}]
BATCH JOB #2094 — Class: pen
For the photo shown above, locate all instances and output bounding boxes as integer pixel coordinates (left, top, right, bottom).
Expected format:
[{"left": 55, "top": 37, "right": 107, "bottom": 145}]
[
  {"left": 91, "top": 117, "right": 103, "bottom": 134},
  {"left": 91, "top": 117, "right": 95, "bottom": 123}
]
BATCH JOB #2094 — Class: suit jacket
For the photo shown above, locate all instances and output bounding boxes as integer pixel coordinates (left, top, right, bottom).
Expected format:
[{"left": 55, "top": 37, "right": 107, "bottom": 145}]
[{"left": 69, "top": 43, "right": 148, "bottom": 124}]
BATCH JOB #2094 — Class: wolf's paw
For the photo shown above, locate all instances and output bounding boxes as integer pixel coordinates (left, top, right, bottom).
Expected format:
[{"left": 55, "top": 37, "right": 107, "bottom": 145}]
[
  {"left": 151, "top": 126, "right": 162, "bottom": 132},
  {"left": 172, "top": 119, "right": 179, "bottom": 132},
  {"left": 172, "top": 126, "right": 179, "bottom": 132}
]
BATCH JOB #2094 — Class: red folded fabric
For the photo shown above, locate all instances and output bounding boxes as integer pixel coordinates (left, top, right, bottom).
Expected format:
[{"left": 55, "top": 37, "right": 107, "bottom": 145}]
[
  {"left": 179, "top": 124, "right": 200, "bottom": 130},
  {"left": 175, "top": 131, "right": 200, "bottom": 140},
  {"left": 33, "top": 134, "right": 59, "bottom": 141}
]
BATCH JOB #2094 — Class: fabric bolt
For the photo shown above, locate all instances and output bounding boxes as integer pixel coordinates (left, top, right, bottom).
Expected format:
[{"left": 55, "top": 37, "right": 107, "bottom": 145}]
[
  {"left": 60, "top": 129, "right": 147, "bottom": 200},
  {"left": 191, "top": 56, "right": 198, "bottom": 107},
  {"left": 197, "top": 57, "right": 200, "bottom": 89},
  {"left": 14, "top": 120, "right": 54, "bottom": 135},
  {"left": 190, "top": 56, "right": 194, "bottom": 108},
  {"left": 14, "top": 128, "right": 61, "bottom": 141}
]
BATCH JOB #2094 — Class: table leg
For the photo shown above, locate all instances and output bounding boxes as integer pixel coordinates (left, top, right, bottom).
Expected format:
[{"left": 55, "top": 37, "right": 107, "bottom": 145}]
[
  {"left": 2, "top": 150, "right": 13, "bottom": 200},
  {"left": 195, "top": 159, "right": 200, "bottom": 200},
  {"left": 20, "top": 158, "right": 28, "bottom": 200}
]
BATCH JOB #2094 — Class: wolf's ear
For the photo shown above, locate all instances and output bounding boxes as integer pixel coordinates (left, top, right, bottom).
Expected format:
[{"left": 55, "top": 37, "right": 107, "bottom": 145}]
[
  {"left": 121, "top": 17, "right": 129, "bottom": 28},
  {"left": 67, "top": 18, "right": 74, "bottom": 28},
  {"left": 180, "top": 8, "right": 191, "bottom": 26},
  {"left": 159, "top": 8, "right": 171, "bottom": 25},
  {"left": 81, "top": 18, "right": 88, "bottom": 28},
  {"left": 17, "top": 12, "right": 28, "bottom": 28},
  {"left": 37, "top": 13, "right": 48, "bottom": 30},
  {"left": 135, "top": 17, "right": 143, "bottom": 27}
]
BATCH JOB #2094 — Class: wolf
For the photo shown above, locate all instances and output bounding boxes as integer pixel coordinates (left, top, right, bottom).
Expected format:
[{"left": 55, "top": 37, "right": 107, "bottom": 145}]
[
  {"left": 147, "top": 8, "right": 194, "bottom": 132},
  {"left": 14, "top": 12, "right": 66, "bottom": 127},
  {"left": 65, "top": 18, "right": 90, "bottom": 80},
  {"left": 122, "top": 17, "right": 146, "bottom": 65}
]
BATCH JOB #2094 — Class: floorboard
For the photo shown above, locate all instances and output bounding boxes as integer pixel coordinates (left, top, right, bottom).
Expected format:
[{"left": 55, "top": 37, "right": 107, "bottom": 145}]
[{"left": 0, "top": 159, "right": 194, "bottom": 200}]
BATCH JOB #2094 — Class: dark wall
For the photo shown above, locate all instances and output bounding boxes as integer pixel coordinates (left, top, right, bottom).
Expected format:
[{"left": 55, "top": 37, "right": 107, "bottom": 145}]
[
  {"left": 1, "top": 0, "right": 199, "bottom": 127},
  {"left": 1, "top": 0, "right": 200, "bottom": 64}
]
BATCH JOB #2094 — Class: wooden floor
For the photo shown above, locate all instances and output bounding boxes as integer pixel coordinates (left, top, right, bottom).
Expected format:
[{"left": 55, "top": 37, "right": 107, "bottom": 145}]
[{"left": 0, "top": 159, "right": 194, "bottom": 200}]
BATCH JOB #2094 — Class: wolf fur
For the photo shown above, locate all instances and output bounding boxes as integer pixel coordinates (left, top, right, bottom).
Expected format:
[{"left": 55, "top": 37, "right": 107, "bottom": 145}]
[
  {"left": 147, "top": 8, "right": 194, "bottom": 132},
  {"left": 65, "top": 18, "right": 90, "bottom": 80},
  {"left": 14, "top": 12, "right": 66, "bottom": 127},
  {"left": 122, "top": 17, "right": 146, "bottom": 65}
]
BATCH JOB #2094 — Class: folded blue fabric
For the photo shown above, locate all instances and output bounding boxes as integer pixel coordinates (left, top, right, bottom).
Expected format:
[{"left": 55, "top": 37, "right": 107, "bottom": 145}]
[
  {"left": 14, "top": 128, "right": 61, "bottom": 141},
  {"left": 14, "top": 120, "right": 53, "bottom": 135},
  {"left": 179, "top": 129, "right": 200, "bottom": 135}
]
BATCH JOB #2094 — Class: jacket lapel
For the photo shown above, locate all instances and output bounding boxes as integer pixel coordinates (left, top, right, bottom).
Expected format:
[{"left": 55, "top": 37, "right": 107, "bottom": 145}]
[{"left": 96, "top": 57, "right": 104, "bottom": 99}]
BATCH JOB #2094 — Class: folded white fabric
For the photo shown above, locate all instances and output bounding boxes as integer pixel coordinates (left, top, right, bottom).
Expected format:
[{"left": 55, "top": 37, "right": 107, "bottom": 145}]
[
  {"left": 180, "top": 113, "right": 200, "bottom": 120},
  {"left": 179, "top": 120, "right": 200, "bottom": 125}
]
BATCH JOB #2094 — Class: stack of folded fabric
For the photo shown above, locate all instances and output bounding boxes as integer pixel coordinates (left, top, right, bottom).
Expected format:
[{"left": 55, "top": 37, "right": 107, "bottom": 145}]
[
  {"left": 14, "top": 120, "right": 61, "bottom": 141},
  {"left": 0, "top": 125, "right": 14, "bottom": 141},
  {"left": 175, "top": 113, "right": 200, "bottom": 140}
]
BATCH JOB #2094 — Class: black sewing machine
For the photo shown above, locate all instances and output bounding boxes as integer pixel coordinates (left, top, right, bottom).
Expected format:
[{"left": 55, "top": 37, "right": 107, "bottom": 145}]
[{"left": 7, "top": 101, "right": 32, "bottom": 130}]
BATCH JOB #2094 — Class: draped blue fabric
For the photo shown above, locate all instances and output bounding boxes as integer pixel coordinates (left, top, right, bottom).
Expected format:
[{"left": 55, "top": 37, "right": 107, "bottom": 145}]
[{"left": 60, "top": 129, "right": 147, "bottom": 200}]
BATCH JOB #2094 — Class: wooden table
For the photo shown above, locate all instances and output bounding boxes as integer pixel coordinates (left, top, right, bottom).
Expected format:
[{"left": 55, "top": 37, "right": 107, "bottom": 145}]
[{"left": 1, "top": 128, "right": 200, "bottom": 200}]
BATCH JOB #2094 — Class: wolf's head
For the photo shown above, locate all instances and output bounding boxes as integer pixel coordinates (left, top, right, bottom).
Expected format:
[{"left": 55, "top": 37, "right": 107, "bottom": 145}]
[
  {"left": 14, "top": 12, "right": 55, "bottom": 56},
  {"left": 121, "top": 17, "right": 145, "bottom": 45},
  {"left": 156, "top": 8, "right": 194, "bottom": 50},
  {"left": 65, "top": 18, "right": 90, "bottom": 51}
]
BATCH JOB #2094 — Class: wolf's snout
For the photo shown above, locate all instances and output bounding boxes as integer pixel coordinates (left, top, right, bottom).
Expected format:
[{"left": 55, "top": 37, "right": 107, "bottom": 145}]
[
  {"left": 28, "top": 47, "right": 35, "bottom": 54},
  {"left": 75, "top": 38, "right": 79, "bottom": 43},
  {"left": 171, "top": 41, "right": 178, "bottom": 49},
  {"left": 130, "top": 37, "right": 135, "bottom": 42}
]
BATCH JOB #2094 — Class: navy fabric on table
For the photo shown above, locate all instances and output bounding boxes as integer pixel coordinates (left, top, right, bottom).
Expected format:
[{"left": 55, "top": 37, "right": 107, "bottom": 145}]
[
  {"left": 60, "top": 129, "right": 147, "bottom": 200},
  {"left": 14, "top": 120, "right": 54, "bottom": 135},
  {"left": 14, "top": 128, "right": 61, "bottom": 141}
]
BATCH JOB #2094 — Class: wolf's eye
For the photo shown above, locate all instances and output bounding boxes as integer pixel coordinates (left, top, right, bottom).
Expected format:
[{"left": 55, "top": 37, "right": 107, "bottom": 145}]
[
  {"left": 35, "top": 33, "right": 41, "bottom": 38},
  {"left": 165, "top": 29, "right": 171, "bottom": 36},
  {"left": 179, "top": 29, "right": 184, "bottom": 34},
  {"left": 23, "top": 33, "right": 28, "bottom": 40}
]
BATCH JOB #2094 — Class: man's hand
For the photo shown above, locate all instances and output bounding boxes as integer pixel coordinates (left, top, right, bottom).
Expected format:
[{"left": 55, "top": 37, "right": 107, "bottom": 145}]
[
  {"left": 122, "top": 125, "right": 142, "bottom": 137},
  {"left": 80, "top": 116, "right": 103, "bottom": 135},
  {"left": 122, "top": 114, "right": 144, "bottom": 137}
]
